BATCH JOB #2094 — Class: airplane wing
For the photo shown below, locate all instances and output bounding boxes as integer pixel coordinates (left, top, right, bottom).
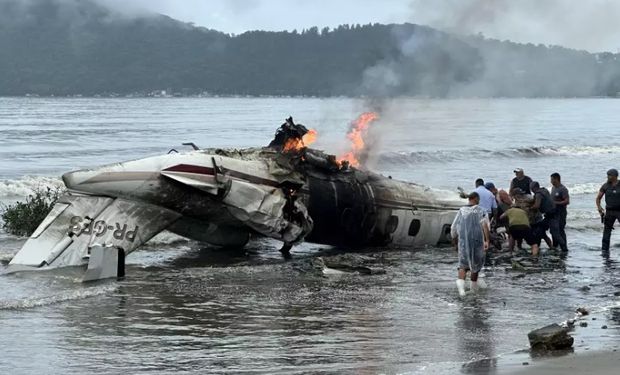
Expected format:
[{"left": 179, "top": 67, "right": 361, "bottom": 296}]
[{"left": 7, "top": 193, "right": 181, "bottom": 272}]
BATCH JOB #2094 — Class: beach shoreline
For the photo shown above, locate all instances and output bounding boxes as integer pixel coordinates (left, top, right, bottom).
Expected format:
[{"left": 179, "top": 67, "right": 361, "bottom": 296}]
[
  {"left": 460, "top": 304, "right": 620, "bottom": 374},
  {"left": 503, "top": 350, "right": 620, "bottom": 374}
]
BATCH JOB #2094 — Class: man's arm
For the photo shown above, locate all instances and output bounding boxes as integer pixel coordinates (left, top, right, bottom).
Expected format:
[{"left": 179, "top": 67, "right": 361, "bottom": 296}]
[
  {"left": 482, "top": 220, "right": 491, "bottom": 251},
  {"left": 596, "top": 190, "right": 605, "bottom": 213},
  {"left": 457, "top": 187, "right": 468, "bottom": 199},
  {"left": 531, "top": 194, "right": 542, "bottom": 210},
  {"left": 556, "top": 188, "right": 570, "bottom": 206}
]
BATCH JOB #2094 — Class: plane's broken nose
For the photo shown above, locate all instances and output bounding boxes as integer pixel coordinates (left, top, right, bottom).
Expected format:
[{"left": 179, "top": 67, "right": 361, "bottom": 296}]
[{"left": 62, "top": 169, "right": 99, "bottom": 191}]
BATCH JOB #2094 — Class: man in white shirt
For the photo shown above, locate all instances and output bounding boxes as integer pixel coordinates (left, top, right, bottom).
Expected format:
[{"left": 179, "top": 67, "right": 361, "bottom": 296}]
[{"left": 473, "top": 178, "right": 497, "bottom": 219}]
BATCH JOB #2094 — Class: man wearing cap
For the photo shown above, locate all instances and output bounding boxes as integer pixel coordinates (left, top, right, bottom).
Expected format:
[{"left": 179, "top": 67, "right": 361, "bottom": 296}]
[
  {"left": 451, "top": 192, "right": 491, "bottom": 296},
  {"left": 511, "top": 168, "right": 533, "bottom": 195},
  {"left": 596, "top": 168, "right": 620, "bottom": 253}
]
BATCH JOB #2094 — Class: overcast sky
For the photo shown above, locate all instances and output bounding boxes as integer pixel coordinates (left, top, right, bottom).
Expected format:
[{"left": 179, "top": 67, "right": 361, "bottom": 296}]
[{"left": 102, "top": 0, "right": 620, "bottom": 52}]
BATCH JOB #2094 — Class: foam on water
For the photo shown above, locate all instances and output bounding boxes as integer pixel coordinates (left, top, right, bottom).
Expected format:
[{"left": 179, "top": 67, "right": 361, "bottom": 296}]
[
  {"left": 0, "top": 175, "right": 64, "bottom": 199},
  {"left": 0, "top": 283, "right": 117, "bottom": 310},
  {"left": 377, "top": 145, "right": 620, "bottom": 166},
  {"left": 569, "top": 182, "right": 603, "bottom": 195}
]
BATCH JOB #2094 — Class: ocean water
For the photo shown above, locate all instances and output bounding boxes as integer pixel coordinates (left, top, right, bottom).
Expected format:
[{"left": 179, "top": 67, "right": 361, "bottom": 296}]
[{"left": 1, "top": 97, "right": 619, "bottom": 374}]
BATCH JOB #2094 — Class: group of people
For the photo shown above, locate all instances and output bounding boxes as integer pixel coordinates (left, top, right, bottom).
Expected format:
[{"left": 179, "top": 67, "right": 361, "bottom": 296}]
[{"left": 451, "top": 167, "right": 620, "bottom": 297}]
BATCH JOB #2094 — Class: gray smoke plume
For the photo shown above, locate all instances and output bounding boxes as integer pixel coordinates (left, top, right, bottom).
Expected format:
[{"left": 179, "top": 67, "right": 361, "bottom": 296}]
[
  {"left": 353, "top": 1, "right": 620, "bottom": 169},
  {"left": 408, "top": 0, "right": 620, "bottom": 53},
  {"left": 355, "top": 0, "right": 620, "bottom": 102}
]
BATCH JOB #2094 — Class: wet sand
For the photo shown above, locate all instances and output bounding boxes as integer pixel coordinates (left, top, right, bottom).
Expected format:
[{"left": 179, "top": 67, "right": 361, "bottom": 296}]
[
  {"left": 505, "top": 351, "right": 620, "bottom": 375},
  {"left": 460, "top": 304, "right": 620, "bottom": 375}
]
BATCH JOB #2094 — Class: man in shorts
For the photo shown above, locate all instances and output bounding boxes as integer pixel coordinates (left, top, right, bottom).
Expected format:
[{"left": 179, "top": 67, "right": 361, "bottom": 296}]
[
  {"left": 451, "top": 192, "right": 491, "bottom": 297},
  {"left": 500, "top": 206, "right": 538, "bottom": 255}
]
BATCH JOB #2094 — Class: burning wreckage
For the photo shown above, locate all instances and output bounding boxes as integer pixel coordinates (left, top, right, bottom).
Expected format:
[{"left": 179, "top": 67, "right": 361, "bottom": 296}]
[{"left": 7, "top": 115, "right": 461, "bottom": 281}]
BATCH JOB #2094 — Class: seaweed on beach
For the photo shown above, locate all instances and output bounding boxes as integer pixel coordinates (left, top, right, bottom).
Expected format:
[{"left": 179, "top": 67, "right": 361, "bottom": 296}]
[{"left": 1, "top": 186, "right": 64, "bottom": 237}]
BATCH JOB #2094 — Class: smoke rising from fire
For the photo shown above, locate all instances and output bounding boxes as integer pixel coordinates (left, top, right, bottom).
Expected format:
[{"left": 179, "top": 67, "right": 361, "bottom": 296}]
[
  {"left": 359, "top": 1, "right": 620, "bottom": 100},
  {"left": 344, "top": 0, "right": 620, "bottom": 171},
  {"left": 407, "top": 0, "right": 620, "bottom": 53}
]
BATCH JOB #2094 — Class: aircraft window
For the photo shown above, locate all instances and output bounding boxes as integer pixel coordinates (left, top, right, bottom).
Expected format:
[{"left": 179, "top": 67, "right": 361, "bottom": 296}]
[
  {"left": 437, "top": 224, "right": 452, "bottom": 244},
  {"left": 386, "top": 215, "right": 399, "bottom": 234},
  {"left": 408, "top": 219, "right": 421, "bottom": 236}
]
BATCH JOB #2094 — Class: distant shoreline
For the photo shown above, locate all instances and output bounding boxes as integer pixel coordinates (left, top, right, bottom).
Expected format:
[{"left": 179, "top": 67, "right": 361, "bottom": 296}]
[{"left": 1, "top": 95, "right": 619, "bottom": 100}]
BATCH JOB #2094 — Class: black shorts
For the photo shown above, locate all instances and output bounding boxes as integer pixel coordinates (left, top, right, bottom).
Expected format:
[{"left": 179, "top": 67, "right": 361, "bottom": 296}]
[{"left": 510, "top": 225, "right": 535, "bottom": 246}]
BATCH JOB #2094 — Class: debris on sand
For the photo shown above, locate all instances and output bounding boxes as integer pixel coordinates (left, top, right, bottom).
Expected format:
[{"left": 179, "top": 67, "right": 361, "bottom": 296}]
[
  {"left": 505, "top": 256, "right": 565, "bottom": 273},
  {"left": 486, "top": 250, "right": 566, "bottom": 274},
  {"left": 292, "top": 257, "right": 327, "bottom": 276},
  {"left": 576, "top": 307, "right": 589, "bottom": 316},
  {"left": 291, "top": 253, "right": 387, "bottom": 276},
  {"left": 322, "top": 253, "right": 387, "bottom": 275},
  {"left": 528, "top": 323, "right": 574, "bottom": 350}
]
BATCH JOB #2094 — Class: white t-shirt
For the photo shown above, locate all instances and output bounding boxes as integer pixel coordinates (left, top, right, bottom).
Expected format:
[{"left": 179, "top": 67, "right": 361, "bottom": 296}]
[{"left": 475, "top": 185, "right": 497, "bottom": 215}]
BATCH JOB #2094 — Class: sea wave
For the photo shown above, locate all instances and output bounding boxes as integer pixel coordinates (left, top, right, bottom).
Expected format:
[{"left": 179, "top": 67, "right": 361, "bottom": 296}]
[
  {"left": 0, "top": 284, "right": 116, "bottom": 310},
  {"left": 377, "top": 145, "right": 620, "bottom": 165},
  {"left": 567, "top": 183, "right": 601, "bottom": 195},
  {"left": 0, "top": 176, "right": 64, "bottom": 199}
]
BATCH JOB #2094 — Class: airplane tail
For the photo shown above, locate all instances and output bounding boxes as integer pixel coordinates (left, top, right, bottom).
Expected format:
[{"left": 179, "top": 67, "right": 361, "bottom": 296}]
[{"left": 6, "top": 193, "right": 181, "bottom": 280}]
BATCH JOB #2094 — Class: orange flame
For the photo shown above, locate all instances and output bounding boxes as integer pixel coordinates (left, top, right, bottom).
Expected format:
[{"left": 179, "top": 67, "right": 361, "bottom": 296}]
[
  {"left": 282, "top": 129, "right": 318, "bottom": 152},
  {"left": 337, "top": 112, "right": 379, "bottom": 167}
]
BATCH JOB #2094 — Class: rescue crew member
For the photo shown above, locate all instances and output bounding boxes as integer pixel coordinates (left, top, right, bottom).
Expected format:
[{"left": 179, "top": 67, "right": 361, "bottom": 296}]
[
  {"left": 531, "top": 181, "right": 566, "bottom": 254},
  {"left": 500, "top": 206, "right": 537, "bottom": 255},
  {"left": 511, "top": 168, "right": 533, "bottom": 195},
  {"left": 474, "top": 178, "right": 497, "bottom": 219},
  {"left": 550, "top": 173, "right": 569, "bottom": 251},
  {"left": 596, "top": 168, "right": 620, "bottom": 253}
]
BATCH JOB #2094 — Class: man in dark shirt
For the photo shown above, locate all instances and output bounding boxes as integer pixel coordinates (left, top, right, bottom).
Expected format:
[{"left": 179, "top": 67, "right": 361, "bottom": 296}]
[
  {"left": 531, "top": 181, "right": 567, "bottom": 253},
  {"left": 550, "top": 173, "right": 570, "bottom": 251},
  {"left": 596, "top": 168, "right": 620, "bottom": 253},
  {"left": 511, "top": 168, "right": 533, "bottom": 195}
]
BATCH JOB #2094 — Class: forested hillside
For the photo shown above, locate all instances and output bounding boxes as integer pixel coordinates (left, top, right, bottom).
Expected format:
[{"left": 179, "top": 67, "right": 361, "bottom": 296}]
[{"left": 1, "top": 0, "right": 619, "bottom": 97}]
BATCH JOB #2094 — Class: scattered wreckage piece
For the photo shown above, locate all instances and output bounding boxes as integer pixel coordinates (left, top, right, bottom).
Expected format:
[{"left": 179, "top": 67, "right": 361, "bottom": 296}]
[
  {"left": 321, "top": 253, "right": 387, "bottom": 275},
  {"left": 292, "top": 254, "right": 387, "bottom": 276},
  {"left": 494, "top": 253, "right": 567, "bottom": 274},
  {"left": 527, "top": 323, "right": 574, "bottom": 351},
  {"left": 7, "top": 118, "right": 461, "bottom": 281}
]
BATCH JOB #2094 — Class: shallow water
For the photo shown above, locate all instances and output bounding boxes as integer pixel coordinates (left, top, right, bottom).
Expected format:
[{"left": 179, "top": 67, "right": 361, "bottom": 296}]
[{"left": 1, "top": 98, "right": 619, "bottom": 374}]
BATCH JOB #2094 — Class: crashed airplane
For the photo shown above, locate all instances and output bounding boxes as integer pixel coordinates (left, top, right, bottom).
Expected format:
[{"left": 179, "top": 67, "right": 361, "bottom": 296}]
[{"left": 7, "top": 117, "right": 461, "bottom": 281}]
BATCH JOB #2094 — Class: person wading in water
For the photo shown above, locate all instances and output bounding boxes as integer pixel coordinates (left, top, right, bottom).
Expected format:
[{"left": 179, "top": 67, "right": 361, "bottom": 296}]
[
  {"left": 451, "top": 192, "right": 491, "bottom": 297},
  {"left": 596, "top": 168, "right": 620, "bottom": 255}
]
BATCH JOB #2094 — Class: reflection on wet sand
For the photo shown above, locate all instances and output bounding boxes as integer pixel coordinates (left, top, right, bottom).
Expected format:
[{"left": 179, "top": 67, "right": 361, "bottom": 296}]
[
  {"left": 458, "top": 302, "right": 497, "bottom": 374},
  {"left": 2, "top": 238, "right": 620, "bottom": 373}
]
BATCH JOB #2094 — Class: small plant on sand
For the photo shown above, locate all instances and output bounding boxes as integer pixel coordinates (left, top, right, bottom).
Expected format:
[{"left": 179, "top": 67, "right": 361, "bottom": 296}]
[{"left": 1, "top": 186, "right": 64, "bottom": 237}]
